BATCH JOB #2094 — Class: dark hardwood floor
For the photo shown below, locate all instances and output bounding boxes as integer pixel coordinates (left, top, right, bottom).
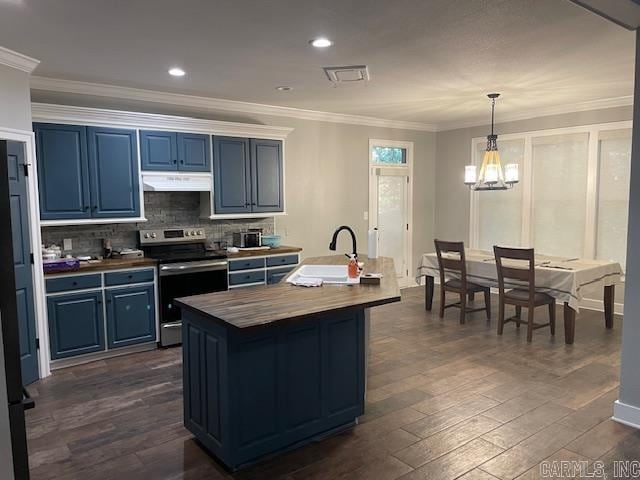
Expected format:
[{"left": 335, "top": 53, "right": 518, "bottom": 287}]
[{"left": 26, "top": 287, "right": 639, "bottom": 479}]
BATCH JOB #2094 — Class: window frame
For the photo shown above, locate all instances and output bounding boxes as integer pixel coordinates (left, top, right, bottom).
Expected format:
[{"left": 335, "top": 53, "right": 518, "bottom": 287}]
[{"left": 469, "top": 120, "right": 632, "bottom": 264}]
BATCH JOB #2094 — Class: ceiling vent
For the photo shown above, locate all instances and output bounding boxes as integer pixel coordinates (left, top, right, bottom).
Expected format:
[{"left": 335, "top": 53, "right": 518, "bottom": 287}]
[{"left": 323, "top": 65, "right": 370, "bottom": 84}]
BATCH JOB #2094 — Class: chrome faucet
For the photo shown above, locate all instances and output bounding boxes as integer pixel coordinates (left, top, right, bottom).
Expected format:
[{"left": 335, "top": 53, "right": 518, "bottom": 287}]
[{"left": 329, "top": 226, "right": 357, "bottom": 259}]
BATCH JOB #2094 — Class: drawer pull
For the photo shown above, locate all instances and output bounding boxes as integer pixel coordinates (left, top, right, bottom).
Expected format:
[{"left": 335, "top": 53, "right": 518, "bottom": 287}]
[{"left": 72, "top": 281, "right": 78, "bottom": 286}]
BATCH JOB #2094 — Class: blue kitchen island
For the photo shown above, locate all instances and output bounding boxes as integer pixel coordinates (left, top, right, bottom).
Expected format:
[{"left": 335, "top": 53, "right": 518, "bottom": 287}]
[{"left": 175, "top": 255, "right": 399, "bottom": 470}]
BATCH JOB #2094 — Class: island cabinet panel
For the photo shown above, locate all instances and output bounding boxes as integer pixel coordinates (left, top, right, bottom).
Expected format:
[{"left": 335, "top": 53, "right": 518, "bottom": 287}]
[{"left": 181, "top": 307, "right": 365, "bottom": 470}]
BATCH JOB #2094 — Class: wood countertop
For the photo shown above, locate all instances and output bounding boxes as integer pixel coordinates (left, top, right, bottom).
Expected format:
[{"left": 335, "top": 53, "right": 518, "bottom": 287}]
[
  {"left": 175, "top": 254, "right": 400, "bottom": 329},
  {"left": 44, "top": 257, "right": 157, "bottom": 275},
  {"left": 219, "top": 245, "right": 302, "bottom": 258}
]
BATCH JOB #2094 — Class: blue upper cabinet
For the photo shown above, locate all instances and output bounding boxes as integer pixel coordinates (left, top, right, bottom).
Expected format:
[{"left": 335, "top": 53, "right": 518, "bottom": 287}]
[
  {"left": 87, "top": 127, "right": 140, "bottom": 218},
  {"left": 140, "top": 130, "right": 177, "bottom": 171},
  {"left": 178, "top": 133, "right": 211, "bottom": 172},
  {"left": 34, "top": 123, "right": 91, "bottom": 220},
  {"left": 250, "top": 139, "right": 283, "bottom": 213},
  {"left": 213, "top": 136, "right": 252, "bottom": 214},
  {"left": 213, "top": 136, "right": 283, "bottom": 215},
  {"left": 141, "top": 130, "right": 211, "bottom": 172}
]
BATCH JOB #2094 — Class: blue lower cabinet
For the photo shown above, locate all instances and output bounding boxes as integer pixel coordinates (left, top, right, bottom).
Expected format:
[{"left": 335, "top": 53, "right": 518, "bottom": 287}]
[
  {"left": 182, "top": 308, "right": 364, "bottom": 470},
  {"left": 47, "top": 291, "right": 105, "bottom": 359},
  {"left": 106, "top": 285, "right": 156, "bottom": 348}
]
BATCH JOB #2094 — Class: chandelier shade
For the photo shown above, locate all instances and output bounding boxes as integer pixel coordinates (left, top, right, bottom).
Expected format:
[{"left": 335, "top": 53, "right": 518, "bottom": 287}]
[{"left": 464, "top": 93, "right": 519, "bottom": 191}]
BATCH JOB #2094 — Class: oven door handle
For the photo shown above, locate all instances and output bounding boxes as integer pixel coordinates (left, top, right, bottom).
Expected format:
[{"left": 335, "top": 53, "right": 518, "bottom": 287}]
[{"left": 160, "top": 260, "right": 228, "bottom": 276}]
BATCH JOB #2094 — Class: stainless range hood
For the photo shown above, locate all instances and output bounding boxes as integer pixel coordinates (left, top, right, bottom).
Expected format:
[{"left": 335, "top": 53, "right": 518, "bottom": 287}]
[{"left": 142, "top": 172, "right": 212, "bottom": 192}]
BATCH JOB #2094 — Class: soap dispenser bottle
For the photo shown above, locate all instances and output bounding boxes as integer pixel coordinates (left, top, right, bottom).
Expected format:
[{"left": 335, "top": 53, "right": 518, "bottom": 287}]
[{"left": 348, "top": 254, "right": 359, "bottom": 279}]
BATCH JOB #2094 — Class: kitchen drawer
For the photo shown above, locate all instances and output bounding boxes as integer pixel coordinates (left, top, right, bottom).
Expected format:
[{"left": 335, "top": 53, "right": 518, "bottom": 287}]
[
  {"left": 228, "top": 257, "right": 265, "bottom": 271},
  {"left": 105, "top": 269, "right": 155, "bottom": 287},
  {"left": 267, "top": 266, "right": 294, "bottom": 284},
  {"left": 229, "top": 270, "right": 265, "bottom": 286},
  {"left": 46, "top": 274, "right": 102, "bottom": 293},
  {"left": 266, "top": 254, "right": 298, "bottom": 268}
]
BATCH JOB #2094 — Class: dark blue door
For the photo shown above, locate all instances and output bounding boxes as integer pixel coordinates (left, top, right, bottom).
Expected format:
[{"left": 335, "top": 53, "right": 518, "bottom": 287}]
[
  {"left": 105, "top": 285, "right": 155, "bottom": 348},
  {"left": 178, "top": 133, "right": 211, "bottom": 172},
  {"left": 47, "top": 291, "right": 105, "bottom": 359},
  {"left": 7, "top": 142, "right": 38, "bottom": 384},
  {"left": 250, "top": 139, "right": 283, "bottom": 213},
  {"left": 87, "top": 127, "right": 140, "bottom": 218},
  {"left": 213, "top": 136, "right": 252, "bottom": 214},
  {"left": 140, "top": 130, "right": 177, "bottom": 171},
  {"left": 34, "top": 123, "right": 91, "bottom": 220}
]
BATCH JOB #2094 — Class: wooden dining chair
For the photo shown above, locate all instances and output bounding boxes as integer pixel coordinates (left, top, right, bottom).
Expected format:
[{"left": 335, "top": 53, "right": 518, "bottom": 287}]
[
  {"left": 434, "top": 239, "right": 491, "bottom": 324},
  {"left": 493, "top": 246, "right": 556, "bottom": 342}
]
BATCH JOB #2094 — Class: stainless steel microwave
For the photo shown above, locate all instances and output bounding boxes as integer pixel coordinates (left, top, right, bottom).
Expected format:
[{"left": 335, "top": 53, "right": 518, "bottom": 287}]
[{"left": 232, "top": 232, "right": 262, "bottom": 248}]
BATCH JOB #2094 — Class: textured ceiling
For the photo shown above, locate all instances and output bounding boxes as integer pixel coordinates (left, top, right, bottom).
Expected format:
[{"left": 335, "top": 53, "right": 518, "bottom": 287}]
[{"left": 0, "top": 0, "right": 635, "bottom": 125}]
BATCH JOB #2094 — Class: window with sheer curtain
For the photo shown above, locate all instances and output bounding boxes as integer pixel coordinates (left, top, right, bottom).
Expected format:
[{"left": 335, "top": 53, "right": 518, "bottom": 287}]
[{"left": 471, "top": 123, "right": 632, "bottom": 270}]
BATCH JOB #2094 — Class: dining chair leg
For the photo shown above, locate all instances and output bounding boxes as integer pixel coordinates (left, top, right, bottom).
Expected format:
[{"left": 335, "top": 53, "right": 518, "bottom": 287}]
[
  {"left": 497, "top": 300, "right": 505, "bottom": 335},
  {"left": 515, "top": 306, "right": 521, "bottom": 328},
  {"left": 527, "top": 307, "right": 534, "bottom": 342},
  {"left": 439, "top": 286, "right": 445, "bottom": 318},
  {"left": 483, "top": 288, "right": 491, "bottom": 320},
  {"left": 459, "top": 292, "right": 466, "bottom": 324},
  {"left": 549, "top": 301, "right": 556, "bottom": 335}
]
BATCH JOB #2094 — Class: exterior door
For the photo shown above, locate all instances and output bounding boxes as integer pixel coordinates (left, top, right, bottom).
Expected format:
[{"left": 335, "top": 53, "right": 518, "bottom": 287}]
[
  {"left": 250, "top": 139, "right": 283, "bottom": 213},
  {"left": 7, "top": 142, "right": 38, "bottom": 384},
  {"left": 368, "top": 141, "right": 413, "bottom": 286},
  {"left": 87, "top": 127, "right": 140, "bottom": 218},
  {"left": 34, "top": 123, "right": 91, "bottom": 220},
  {"left": 213, "top": 136, "right": 252, "bottom": 214}
]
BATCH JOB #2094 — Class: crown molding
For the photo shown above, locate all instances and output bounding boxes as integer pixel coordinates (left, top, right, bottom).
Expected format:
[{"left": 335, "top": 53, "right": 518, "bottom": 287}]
[
  {"left": 30, "top": 76, "right": 438, "bottom": 132},
  {"left": 0, "top": 46, "right": 40, "bottom": 73},
  {"left": 31, "top": 103, "right": 294, "bottom": 139},
  {"left": 436, "top": 95, "right": 634, "bottom": 132}
]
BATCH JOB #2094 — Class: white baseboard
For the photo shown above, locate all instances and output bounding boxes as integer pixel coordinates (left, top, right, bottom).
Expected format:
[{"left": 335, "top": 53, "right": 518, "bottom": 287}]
[
  {"left": 613, "top": 400, "right": 640, "bottom": 430},
  {"left": 580, "top": 298, "right": 624, "bottom": 315}
]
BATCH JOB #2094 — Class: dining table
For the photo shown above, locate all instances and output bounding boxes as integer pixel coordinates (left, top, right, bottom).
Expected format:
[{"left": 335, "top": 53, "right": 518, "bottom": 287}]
[{"left": 416, "top": 249, "right": 623, "bottom": 344}]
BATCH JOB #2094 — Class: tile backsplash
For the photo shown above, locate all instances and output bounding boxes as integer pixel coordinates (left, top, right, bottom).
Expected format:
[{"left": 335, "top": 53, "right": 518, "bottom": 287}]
[{"left": 40, "top": 192, "right": 275, "bottom": 257}]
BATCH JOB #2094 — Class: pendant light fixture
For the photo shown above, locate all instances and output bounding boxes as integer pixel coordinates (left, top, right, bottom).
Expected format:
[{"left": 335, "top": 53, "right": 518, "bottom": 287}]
[{"left": 464, "top": 93, "right": 519, "bottom": 190}]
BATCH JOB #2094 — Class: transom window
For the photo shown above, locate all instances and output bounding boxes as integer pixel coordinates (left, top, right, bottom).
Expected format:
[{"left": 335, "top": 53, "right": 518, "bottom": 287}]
[{"left": 371, "top": 146, "right": 406, "bottom": 165}]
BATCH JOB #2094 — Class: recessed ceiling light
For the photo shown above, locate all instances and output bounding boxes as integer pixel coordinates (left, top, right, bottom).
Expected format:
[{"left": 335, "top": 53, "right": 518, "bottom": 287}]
[
  {"left": 309, "top": 37, "right": 332, "bottom": 48},
  {"left": 276, "top": 86, "right": 293, "bottom": 91},
  {"left": 168, "top": 67, "right": 186, "bottom": 77}
]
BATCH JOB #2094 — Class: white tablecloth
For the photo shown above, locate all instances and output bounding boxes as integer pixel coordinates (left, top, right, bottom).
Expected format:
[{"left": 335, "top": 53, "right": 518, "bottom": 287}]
[{"left": 416, "top": 249, "right": 622, "bottom": 312}]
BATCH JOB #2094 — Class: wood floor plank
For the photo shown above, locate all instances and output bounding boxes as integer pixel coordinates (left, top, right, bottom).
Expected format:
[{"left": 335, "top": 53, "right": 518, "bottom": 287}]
[{"left": 25, "top": 286, "right": 625, "bottom": 479}]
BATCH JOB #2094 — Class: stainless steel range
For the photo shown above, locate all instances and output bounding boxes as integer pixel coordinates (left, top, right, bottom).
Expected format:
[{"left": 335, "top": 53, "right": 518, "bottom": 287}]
[{"left": 139, "top": 227, "right": 228, "bottom": 346}]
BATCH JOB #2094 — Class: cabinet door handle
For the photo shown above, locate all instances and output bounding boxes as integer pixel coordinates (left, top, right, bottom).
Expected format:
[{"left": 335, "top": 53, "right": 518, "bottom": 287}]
[
  {"left": 173, "top": 159, "right": 177, "bottom": 164},
  {"left": 180, "top": 160, "right": 184, "bottom": 164},
  {"left": 84, "top": 206, "right": 89, "bottom": 211},
  {"left": 92, "top": 206, "right": 97, "bottom": 210}
]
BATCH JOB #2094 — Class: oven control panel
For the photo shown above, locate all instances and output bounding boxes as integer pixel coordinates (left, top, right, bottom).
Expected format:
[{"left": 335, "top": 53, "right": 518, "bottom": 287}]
[{"left": 139, "top": 228, "right": 206, "bottom": 245}]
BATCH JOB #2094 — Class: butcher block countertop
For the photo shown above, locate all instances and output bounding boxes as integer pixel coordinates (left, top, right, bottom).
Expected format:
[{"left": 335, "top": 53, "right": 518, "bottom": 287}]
[
  {"left": 44, "top": 257, "right": 157, "bottom": 275},
  {"left": 220, "top": 245, "right": 302, "bottom": 258},
  {"left": 175, "top": 254, "right": 400, "bottom": 328}
]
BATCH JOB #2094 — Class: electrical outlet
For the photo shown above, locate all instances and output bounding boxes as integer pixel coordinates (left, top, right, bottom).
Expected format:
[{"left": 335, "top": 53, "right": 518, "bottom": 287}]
[
  {"left": 63, "top": 238, "right": 73, "bottom": 251},
  {"left": 363, "top": 211, "right": 368, "bottom": 221}
]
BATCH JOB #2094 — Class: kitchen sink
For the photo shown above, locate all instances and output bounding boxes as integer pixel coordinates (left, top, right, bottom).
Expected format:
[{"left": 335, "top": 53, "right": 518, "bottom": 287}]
[{"left": 286, "top": 264, "right": 360, "bottom": 285}]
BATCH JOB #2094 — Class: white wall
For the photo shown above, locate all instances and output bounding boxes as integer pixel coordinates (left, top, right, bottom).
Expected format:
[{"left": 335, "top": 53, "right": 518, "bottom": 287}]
[
  {"left": 0, "top": 64, "right": 32, "bottom": 131},
  {"left": 30, "top": 91, "right": 437, "bottom": 277}
]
